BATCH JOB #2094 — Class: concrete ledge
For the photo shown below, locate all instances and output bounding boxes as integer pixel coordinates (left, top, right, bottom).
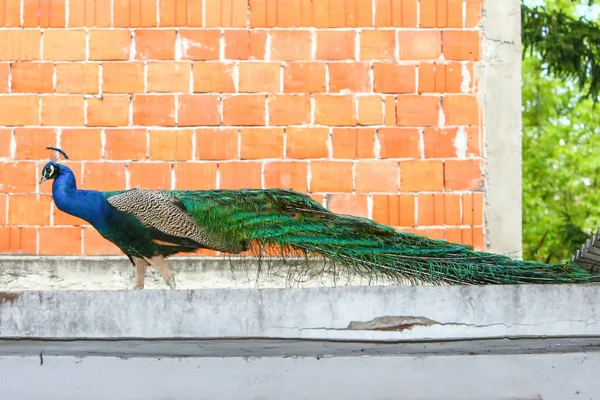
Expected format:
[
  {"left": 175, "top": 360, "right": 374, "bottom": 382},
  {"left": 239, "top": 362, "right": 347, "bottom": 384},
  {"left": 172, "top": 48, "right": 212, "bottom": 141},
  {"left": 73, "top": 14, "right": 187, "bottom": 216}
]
[
  {"left": 1, "top": 284, "right": 600, "bottom": 343},
  {"left": 0, "top": 256, "right": 394, "bottom": 290}
]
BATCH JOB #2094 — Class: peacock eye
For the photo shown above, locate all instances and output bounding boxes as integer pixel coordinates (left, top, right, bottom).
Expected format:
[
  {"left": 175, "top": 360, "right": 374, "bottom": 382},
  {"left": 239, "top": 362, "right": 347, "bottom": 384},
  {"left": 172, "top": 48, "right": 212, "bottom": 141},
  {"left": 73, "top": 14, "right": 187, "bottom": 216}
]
[{"left": 47, "top": 165, "right": 54, "bottom": 177}]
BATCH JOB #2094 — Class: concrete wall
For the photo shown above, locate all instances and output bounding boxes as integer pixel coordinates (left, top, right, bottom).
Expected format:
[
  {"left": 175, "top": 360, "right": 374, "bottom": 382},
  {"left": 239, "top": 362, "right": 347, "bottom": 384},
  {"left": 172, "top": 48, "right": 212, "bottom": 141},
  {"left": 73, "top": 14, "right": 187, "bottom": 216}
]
[
  {"left": 1, "top": 285, "right": 599, "bottom": 399},
  {"left": 480, "top": 0, "right": 524, "bottom": 256}
]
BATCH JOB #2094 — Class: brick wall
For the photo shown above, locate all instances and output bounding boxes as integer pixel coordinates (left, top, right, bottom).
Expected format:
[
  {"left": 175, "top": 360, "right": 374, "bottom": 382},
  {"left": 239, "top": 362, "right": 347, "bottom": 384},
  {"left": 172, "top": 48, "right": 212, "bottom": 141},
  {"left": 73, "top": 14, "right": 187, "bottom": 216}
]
[{"left": 0, "top": 0, "right": 484, "bottom": 256}]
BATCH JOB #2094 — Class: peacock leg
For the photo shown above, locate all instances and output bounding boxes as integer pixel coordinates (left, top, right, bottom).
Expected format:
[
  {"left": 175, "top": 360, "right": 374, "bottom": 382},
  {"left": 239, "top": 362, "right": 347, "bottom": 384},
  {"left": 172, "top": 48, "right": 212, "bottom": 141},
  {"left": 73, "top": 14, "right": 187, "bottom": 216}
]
[
  {"left": 132, "top": 257, "right": 149, "bottom": 290},
  {"left": 146, "top": 256, "right": 176, "bottom": 290}
]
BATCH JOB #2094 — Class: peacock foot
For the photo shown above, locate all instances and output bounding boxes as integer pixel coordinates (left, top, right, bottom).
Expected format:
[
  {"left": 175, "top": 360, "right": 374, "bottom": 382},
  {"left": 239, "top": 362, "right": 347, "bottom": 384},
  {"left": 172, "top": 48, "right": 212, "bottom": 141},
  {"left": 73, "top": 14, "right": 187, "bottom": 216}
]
[
  {"left": 166, "top": 275, "right": 176, "bottom": 290},
  {"left": 133, "top": 284, "right": 144, "bottom": 290}
]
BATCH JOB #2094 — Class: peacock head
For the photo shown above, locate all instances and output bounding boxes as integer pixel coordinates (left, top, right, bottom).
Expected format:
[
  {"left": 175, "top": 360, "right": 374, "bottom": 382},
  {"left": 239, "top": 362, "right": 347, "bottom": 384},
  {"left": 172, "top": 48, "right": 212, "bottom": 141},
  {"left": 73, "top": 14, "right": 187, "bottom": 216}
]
[{"left": 39, "top": 147, "right": 69, "bottom": 185}]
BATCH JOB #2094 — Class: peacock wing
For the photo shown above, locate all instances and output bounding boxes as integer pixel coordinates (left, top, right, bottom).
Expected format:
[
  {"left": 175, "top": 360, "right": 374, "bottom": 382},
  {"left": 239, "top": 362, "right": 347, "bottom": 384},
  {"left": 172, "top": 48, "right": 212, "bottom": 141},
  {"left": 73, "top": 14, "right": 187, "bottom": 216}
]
[{"left": 106, "top": 188, "right": 246, "bottom": 253}]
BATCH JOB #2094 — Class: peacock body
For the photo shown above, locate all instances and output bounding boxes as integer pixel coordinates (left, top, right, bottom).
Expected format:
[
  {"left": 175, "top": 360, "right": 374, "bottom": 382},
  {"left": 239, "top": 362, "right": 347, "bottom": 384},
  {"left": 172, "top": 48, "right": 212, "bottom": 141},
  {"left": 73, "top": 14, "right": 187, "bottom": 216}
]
[{"left": 40, "top": 147, "right": 600, "bottom": 289}]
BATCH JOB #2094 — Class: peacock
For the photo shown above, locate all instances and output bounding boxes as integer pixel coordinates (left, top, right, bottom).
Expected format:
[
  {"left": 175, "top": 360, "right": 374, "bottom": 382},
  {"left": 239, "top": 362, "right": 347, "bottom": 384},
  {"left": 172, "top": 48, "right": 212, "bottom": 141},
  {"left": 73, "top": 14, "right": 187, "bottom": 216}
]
[{"left": 39, "top": 147, "right": 600, "bottom": 289}]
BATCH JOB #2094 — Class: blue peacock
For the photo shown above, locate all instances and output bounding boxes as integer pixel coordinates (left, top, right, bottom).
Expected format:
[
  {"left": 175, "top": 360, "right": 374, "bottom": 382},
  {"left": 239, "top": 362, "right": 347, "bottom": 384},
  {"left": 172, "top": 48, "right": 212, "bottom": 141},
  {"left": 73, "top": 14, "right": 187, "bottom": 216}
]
[{"left": 39, "top": 147, "right": 600, "bottom": 289}]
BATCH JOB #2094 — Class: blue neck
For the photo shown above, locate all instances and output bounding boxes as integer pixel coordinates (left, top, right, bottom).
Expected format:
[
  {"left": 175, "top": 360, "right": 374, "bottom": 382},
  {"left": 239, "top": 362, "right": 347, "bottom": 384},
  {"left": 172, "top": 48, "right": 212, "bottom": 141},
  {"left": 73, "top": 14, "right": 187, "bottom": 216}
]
[{"left": 52, "top": 167, "right": 110, "bottom": 229}]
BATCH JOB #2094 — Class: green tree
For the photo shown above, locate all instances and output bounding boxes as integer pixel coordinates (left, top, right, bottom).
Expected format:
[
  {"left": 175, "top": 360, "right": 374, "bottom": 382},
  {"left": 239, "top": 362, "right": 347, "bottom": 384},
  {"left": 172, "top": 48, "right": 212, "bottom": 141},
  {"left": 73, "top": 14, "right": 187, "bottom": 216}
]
[{"left": 521, "top": 0, "right": 600, "bottom": 261}]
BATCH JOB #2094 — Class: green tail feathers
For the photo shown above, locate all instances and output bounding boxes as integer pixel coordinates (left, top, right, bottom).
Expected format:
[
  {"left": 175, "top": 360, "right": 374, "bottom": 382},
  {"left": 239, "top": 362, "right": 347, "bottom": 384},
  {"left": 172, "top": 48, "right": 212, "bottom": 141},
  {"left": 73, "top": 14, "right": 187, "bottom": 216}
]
[{"left": 158, "top": 188, "right": 599, "bottom": 285}]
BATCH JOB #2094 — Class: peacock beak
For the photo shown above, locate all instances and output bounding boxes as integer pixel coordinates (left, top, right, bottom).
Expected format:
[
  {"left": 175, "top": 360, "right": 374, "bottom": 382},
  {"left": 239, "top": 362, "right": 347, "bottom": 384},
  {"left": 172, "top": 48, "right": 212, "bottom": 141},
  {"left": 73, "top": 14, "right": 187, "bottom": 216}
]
[{"left": 39, "top": 176, "right": 48, "bottom": 185}]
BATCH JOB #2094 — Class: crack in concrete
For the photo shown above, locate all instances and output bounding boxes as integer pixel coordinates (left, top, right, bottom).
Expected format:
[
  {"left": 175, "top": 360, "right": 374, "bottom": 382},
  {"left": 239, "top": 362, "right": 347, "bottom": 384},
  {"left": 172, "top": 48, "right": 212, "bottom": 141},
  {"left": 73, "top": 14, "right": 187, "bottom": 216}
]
[{"left": 273, "top": 317, "right": 599, "bottom": 333}]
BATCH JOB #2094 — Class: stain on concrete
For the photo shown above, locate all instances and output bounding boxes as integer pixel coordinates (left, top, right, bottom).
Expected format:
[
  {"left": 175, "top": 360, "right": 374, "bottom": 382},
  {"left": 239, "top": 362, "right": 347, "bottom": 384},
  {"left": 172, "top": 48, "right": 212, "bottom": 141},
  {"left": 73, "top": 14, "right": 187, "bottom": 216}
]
[
  {"left": 0, "top": 291, "right": 20, "bottom": 305},
  {"left": 346, "top": 316, "right": 438, "bottom": 331}
]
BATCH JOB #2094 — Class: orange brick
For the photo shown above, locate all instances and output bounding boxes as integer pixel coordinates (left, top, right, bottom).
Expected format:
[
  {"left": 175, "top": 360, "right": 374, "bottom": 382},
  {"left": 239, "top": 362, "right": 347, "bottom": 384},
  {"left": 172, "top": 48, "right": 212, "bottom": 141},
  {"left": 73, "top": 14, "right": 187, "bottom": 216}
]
[
  {"left": 14, "top": 128, "right": 55, "bottom": 160},
  {"left": 443, "top": 95, "right": 480, "bottom": 125},
  {"left": 270, "top": 30, "right": 312, "bottom": 61},
  {"left": 283, "top": 62, "right": 327, "bottom": 93},
  {"left": 423, "top": 127, "right": 455, "bottom": 158},
  {"left": 286, "top": 127, "right": 329, "bottom": 159},
  {"left": 240, "top": 128, "right": 284, "bottom": 159},
  {"left": 39, "top": 227, "right": 81, "bottom": 255},
  {"left": 147, "top": 62, "right": 191, "bottom": 92},
  {"left": 316, "top": 30, "right": 356, "bottom": 60},
  {"left": 132, "top": 95, "right": 176, "bottom": 126},
  {"left": 102, "top": 62, "right": 144, "bottom": 94},
  {"left": 418, "top": 62, "right": 447, "bottom": 93},
  {"left": 328, "top": 62, "right": 371, "bottom": 92},
  {"left": 129, "top": 162, "right": 172, "bottom": 189},
  {"left": 0, "top": 30, "right": 41, "bottom": 61},
  {"left": 223, "top": 95, "right": 266, "bottom": 126},
  {"left": 113, "top": 0, "right": 159, "bottom": 27},
  {"left": 41, "top": 95, "right": 85, "bottom": 126},
  {"left": 149, "top": 129, "right": 193, "bottom": 160},
  {"left": 249, "top": 0, "right": 278, "bottom": 27},
  {"left": 420, "top": 0, "right": 462, "bottom": 28},
  {"left": 379, "top": 128, "right": 421, "bottom": 158},
  {"left": 355, "top": 161, "right": 398, "bottom": 192},
  {"left": 444, "top": 159, "right": 483, "bottom": 190},
  {"left": 204, "top": 0, "right": 247, "bottom": 27},
  {"left": 0, "top": 129, "right": 11, "bottom": 158},
  {"left": 60, "top": 129, "right": 103, "bottom": 160},
  {"left": 444, "top": 193, "right": 462, "bottom": 225},
  {"left": 375, "top": 0, "right": 417, "bottom": 27},
  {"left": 384, "top": 95, "right": 396, "bottom": 126},
  {"left": 196, "top": 128, "right": 239, "bottom": 160},
  {"left": 462, "top": 192, "right": 473, "bottom": 225},
  {"left": 418, "top": 193, "right": 458, "bottom": 226},
  {"left": 360, "top": 30, "right": 396, "bottom": 60},
  {"left": 83, "top": 228, "right": 122, "bottom": 255},
  {"left": 11, "top": 62, "right": 54, "bottom": 93},
  {"left": 423, "top": 127, "right": 480, "bottom": 158},
  {"left": 472, "top": 192, "right": 483, "bottom": 225},
  {"left": 0, "top": 96, "right": 39, "bottom": 126},
  {"left": 372, "top": 194, "right": 416, "bottom": 226},
  {"left": 373, "top": 63, "right": 416, "bottom": 94},
  {"left": 43, "top": 29, "right": 86, "bottom": 61},
  {"left": 69, "top": 0, "right": 111, "bottom": 27},
  {"left": 415, "top": 227, "right": 444, "bottom": 240},
  {"left": 0, "top": 227, "right": 37, "bottom": 254},
  {"left": 0, "top": 64, "right": 9, "bottom": 92},
  {"left": 239, "top": 62, "right": 281, "bottom": 92},
  {"left": 159, "top": 0, "right": 203, "bottom": 27},
  {"left": 445, "top": 227, "right": 462, "bottom": 244},
  {"left": 0, "top": 194, "right": 5, "bottom": 225},
  {"left": 310, "top": 161, "right": 353, "bottom": 192},
  {"left": 314, "top": 95, "right": 356, "bottom": 126},
  {"left": 327, "top": 194, "right": 368, "bottom": 218},
  {"left": 193, "top": 62, "right": 236, "bottom": 92},
  {"left": 173, "top": 162, "right": 218, "bottom": 190},
  {"left": 399, "top": 160, "right": 444, "bottom": 191},
  {"left": 88, "top": 30, "right": 131, "bottom": 61},
  {"left": 104, "top": 128, "right": 147, "bottom": 160},
  {"left": 177, "top": 30, "right": 220, "bottom": 60},
  {"left": 446, "top": 62, "right": 474, "bottom": 93},
  {"left": 268, "top": 95, "right": 311, "bottom": 126},
  {"left": 9, "top": 194, "right": 52, "bottom": 225},
  {"left": 331, "top": 128, "right": 375, "bottom": 159},
  {"left": 466, "top": 0, "right": 483, "bottom": 27},
  {"left": 396, "top": 95, "right": 439, "bottom": 126},
  {"left": 134, "top": 29, "right": 176, "bottom": 60},
  {"left": 0, "top": 0, "right": 21, "bottom": 27},
  {"left": 82, "top": 162, "right": 127, "bottom": 191},
  {"left": 219, "top": 162, "right": 262, "bottom": 189},
  {"left": 177, "top": 95, "right": 220, "bottom": 126},
  {"left": 357, "top": 96, "right": 383, "bottom": 126},
  {"left": 264, "top": 161, "right": 308, "bottom": 191},
  {"left": 0, "top": 162, "right": 37, "bottom": 193},
  {"left": 443, "top": 30, "right": 480, "bottom": 61},
  {"left": 87, "top": 95, "right": 130, "bottom": 127},
  {"left": 56, "top": 63, "right": 99, "bottom": 94},
  {"left": 398, "top": 30, "right": 441, "bottom": 60},
  {"left": 224, "top": 30, "right": 267, "bottom": 60}
]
